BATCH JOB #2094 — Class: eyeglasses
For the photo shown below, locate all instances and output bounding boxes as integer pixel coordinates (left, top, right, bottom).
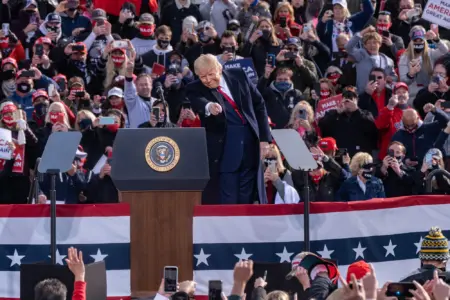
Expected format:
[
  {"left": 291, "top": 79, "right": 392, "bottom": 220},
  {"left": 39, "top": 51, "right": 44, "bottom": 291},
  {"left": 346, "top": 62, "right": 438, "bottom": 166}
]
[{"left": 287, "top": 47, "right": 298, "bottom": 52}]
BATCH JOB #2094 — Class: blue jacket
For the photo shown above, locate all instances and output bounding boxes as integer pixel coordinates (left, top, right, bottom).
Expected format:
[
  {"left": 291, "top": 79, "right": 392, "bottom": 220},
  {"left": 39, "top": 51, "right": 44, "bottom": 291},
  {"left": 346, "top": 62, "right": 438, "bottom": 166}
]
[
  {"left": 60, "top": 12, "right": 92, "bottom": 38},
  {"left": 391, "top": 109, "right": 450, "bottom": 162},
  {"left": 39, "top": 171, "right": 92, "bottom": 204},
  {"left": 316, "top": 0, "right": 374, "bottom": 53},
  {"left": 336, "top": 176, "right": 385, "bottom": 201},
  {"left": 8, "top": 75, "right": 54, "bottom": 120}
]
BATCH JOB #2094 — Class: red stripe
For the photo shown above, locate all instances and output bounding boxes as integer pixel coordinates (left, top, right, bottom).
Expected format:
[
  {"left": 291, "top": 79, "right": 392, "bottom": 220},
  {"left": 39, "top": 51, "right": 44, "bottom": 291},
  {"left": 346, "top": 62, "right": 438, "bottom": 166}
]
[
  {"left": 193, "top": 195, "right": 450, "bottom": 216},
  {"left": 0, "top": 297, "right": 130, "bottom": 300},
  {"left": 0, "top": 204, "right": 130, "bottom": 218}
]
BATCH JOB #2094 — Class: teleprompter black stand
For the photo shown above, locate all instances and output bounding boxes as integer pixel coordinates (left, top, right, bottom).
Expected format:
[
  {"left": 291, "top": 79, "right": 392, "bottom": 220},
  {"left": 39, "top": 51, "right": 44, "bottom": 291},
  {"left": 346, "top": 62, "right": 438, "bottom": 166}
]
[
  {"left": 38, "top": 131, "right": 81, "bottom": 264},
  {"left": 271, "top": 129, "right": 317, "bottom": 251}
]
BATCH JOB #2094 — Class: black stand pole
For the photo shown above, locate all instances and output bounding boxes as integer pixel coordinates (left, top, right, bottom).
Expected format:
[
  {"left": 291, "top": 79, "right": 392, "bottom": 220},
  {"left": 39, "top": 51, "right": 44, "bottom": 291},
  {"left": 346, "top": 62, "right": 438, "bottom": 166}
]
[
  {"left": 48, "top": 170, "right": 59, "bottom": 265},
  {"left": 303, "top": 171, "right": 310, "bottom": 251}
]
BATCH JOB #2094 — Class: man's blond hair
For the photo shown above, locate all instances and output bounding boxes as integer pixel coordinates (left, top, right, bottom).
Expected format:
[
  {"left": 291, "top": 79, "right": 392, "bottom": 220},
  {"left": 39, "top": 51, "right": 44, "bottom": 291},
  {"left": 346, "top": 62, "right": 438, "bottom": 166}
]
[{"left": 194, "top": 54, "right": 222, "bottom": 75}]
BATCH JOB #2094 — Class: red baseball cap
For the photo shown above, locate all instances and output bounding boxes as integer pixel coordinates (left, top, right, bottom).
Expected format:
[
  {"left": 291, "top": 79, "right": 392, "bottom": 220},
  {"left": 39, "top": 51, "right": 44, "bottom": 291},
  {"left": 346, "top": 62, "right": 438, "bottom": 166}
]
[
  {"left": 346, "top": 260, "right": 371, "bottom": 282},
  {"left": 1, "top": 57, "right": 17, "bottom": 69},
  {"left": 318, "top": 137, "right": 338, "bottom": 152},
  {"left": 394, "top": 82, "right": 409, "bottom": 92},
  {"left": 32, "top": 90, "right": 49, "bottom": 103}
]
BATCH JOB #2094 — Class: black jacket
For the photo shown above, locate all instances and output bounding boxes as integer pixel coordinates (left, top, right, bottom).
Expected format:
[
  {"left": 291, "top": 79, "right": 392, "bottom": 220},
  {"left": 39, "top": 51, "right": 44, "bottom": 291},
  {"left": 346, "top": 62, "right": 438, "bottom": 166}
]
[
  {"left": 376, "top": 162, "right": 418, "bottom": 197},
  {"left": 401, "top": 264, "right": 450, "bottom": 284},
  {"left": 160, "top": 3, "right": 203, "bottom": 45},
  {"left": 414, "top": 88, "right": 450, "bottom": 119},
  {"left": 358, "top": 88, "right": 393, "bottom": 119}
]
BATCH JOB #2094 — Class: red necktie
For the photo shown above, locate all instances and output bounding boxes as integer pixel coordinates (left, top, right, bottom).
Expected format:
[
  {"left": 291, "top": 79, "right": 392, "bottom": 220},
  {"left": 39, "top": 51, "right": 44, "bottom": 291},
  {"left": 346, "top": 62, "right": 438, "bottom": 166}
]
[{"left": 217, "top": 86, "right": 245, "bottom": 123}]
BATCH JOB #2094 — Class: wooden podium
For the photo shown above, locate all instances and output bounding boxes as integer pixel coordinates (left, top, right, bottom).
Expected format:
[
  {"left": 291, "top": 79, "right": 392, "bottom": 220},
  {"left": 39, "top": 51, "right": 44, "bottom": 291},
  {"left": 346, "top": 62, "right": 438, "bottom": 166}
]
[{"left": 111, "top": 128, "right": 209, "bottom": 297}]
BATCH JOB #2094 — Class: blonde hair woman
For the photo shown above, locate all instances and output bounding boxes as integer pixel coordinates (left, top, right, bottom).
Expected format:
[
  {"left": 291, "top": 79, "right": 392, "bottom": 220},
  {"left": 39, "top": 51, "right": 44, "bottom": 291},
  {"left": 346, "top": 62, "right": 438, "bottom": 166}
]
[
  {"left": 45, "top": 102, "right": 71, "bottom": 130},
  {"left": 399, "top": 25, "right": 448, "bottom": 102},
  {"left": 273, "top": 2, "right": 302, "bottom": 41},
  {"left": 337, "top": 152, "right": 385, "bottom": 201},
  {"left": 317, "top": 0, "right": 374, "bottom": 53},
  {"left": 75, "top": 110, "right": 96, "bottom": 131},
  {"left": 287, "top": 101, "right": 318, "bottom": 147}
]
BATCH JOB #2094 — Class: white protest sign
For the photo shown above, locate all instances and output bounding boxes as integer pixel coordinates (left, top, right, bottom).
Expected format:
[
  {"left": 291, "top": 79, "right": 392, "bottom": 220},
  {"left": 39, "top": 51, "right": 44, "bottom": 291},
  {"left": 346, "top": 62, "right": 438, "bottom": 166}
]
[
  {"left": 422, "top": 0, "right": 450, "bottom": 29},
  {"left": 0, "top": 128, "right": 12, "bottom": 160}
]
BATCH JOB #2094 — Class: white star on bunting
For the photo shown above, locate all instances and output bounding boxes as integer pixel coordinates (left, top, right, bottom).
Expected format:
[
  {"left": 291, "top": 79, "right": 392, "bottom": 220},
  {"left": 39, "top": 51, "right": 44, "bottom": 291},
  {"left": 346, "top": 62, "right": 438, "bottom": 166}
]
[
  {"left": 49, "top": 249, "right": 66, "bottom": 265},
  {"left": 90, "top": 249, "right": 108, "bottom": 262},
  {"left": 7, "top": 249, "right": 25, "bottom": 267},
  {"left": 234, "top": 248, "right": 253, "bottom": 261},
  {"left": 194, "top": 248, "right": 211, "bottom": 266},
  {"left": 353, "top": 242, "right": 367, "bottom": 260},
  {"left": 317, "top": 244, "right": 334, "bottom": 259},
  {"left": 414, "top": 237, "right": 423, "bottom": 254},
  {"left": 276, "top": 247, "right": 294, "bottom": 263},
  {"left": 383, "top": 239, "right": 397, "bottom": 257}
]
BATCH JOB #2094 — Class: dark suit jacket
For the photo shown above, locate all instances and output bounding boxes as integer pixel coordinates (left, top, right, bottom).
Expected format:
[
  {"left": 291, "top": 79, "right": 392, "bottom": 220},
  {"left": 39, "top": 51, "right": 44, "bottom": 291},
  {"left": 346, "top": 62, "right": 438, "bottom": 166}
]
[{"left": 185, "top": 68, "right": 272, "bottom": 204}]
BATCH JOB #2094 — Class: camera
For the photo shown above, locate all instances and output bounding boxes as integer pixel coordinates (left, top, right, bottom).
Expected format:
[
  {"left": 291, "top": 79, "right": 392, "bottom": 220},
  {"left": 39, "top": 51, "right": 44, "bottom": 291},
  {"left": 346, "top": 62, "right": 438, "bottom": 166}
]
[{"left": 167, "top": 64, "right": 181, "bottom": 76}]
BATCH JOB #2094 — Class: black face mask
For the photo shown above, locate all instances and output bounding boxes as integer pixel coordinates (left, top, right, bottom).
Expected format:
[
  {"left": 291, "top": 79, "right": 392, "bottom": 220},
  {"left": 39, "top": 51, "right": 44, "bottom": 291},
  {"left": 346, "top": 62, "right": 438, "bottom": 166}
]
[
  {"left": 261, "top": 29, "right": 271, "bottom": 40},
  {"left": 157, "top": 39, "right": 170, "bottom": 49},
  {"left": 2, "top": 69, "right": 15, "bottom": 80},
  {"left": 46, "top": 25, "right": 61, "bottom": 33},
  {"left": 413, "top": 43, "right": 425, "bottom": 53},
  {"left": 199, "top": 32, "right": 212, "bottom": 43},
  {"left": 34, "top": 102, "right": 48, "bottom": 117},
  {"left": 397, "top": 103, "right": 408, "bottom": 110},
  {"left": 17, "top": 82, "right": 32, "bottom": 93},
  {"left": 361, "top": 170, "right": 373, "bottom": 179},
  {"left": 395, "top": 155, "right": 403, "bottom": 162}
]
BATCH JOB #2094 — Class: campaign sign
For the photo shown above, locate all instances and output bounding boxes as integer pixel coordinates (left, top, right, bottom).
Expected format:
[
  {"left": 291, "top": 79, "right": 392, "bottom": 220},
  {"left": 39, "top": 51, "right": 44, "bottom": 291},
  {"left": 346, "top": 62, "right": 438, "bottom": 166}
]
[
  {"left": 223, "top": 58, "right": 258, "bottom": 84},
  {"left": 422, "top": 0, "right": 450, "bottom": 29},
  {"left": 315, "top": 94, "right": 343, "bottom": 120}
]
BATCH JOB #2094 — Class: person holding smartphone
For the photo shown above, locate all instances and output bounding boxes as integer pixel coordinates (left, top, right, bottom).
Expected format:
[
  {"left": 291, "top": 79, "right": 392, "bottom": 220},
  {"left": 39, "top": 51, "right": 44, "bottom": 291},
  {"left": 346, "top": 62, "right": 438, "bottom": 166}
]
[
  {"left": 138, "top": 99, "right": 176, "bottom": 128},
  {"left": 376, "top": 11, "right": 404, "bottom": 64},
  {"left": 376, "top": 141, "right": 417, "bottom": 197}
]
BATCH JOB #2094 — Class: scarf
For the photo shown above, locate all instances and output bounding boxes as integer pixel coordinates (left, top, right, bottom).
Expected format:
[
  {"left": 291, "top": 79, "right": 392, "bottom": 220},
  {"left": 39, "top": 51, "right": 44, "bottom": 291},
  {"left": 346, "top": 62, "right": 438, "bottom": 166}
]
[{"left": 2, "top": 80, "right": 16, "bottom": 97}]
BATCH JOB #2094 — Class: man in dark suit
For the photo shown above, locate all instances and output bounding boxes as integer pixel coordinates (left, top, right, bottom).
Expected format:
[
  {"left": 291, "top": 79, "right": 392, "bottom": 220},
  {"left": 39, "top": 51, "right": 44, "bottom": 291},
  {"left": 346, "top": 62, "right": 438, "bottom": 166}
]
[{"left": 186, "top": 54, "right": 272, "bottom": 205}]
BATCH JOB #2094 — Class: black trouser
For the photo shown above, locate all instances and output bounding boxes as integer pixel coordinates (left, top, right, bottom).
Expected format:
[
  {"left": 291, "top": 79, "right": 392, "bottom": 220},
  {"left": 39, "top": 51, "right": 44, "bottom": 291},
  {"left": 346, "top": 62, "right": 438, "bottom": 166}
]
[{"left": 0, "top": 175, "right": 30, "bottom": 204}]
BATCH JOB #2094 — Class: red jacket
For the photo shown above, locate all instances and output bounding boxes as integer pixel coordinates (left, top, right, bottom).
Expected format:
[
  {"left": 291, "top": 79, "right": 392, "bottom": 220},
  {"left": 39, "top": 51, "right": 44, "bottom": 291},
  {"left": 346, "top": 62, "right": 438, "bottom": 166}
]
[
  {"left": 72, "top": 281, "right": 86, "bottom": 300},
  {"left": 95, "top": 0, "right": 158, "bottom": 16},
  {"left": 375, "top": 106, "right": 404, "bottom": 159},
  {"left": 274, "top": 18, "right": 302, "bottom": 41}
]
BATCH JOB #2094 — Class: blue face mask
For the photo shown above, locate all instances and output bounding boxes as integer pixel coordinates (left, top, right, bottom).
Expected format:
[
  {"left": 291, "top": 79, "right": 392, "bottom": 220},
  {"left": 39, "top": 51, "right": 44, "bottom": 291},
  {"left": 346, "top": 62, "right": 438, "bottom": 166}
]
[
  {"left": 274, "top": 81, "right": 292, "bottom": 92},
  {"left": 34, "top": 102, "right": 48, "bottom": 117},
  {"left": 79, "top": 118, "right": 92, "bottom": 130}
]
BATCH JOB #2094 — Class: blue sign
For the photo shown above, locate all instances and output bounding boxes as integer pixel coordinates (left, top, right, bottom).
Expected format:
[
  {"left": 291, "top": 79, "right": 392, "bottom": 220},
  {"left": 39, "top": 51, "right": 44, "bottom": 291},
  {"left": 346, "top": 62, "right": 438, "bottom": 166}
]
[{"left": 223, "top": 58, "right": 258, "bottom": 84}]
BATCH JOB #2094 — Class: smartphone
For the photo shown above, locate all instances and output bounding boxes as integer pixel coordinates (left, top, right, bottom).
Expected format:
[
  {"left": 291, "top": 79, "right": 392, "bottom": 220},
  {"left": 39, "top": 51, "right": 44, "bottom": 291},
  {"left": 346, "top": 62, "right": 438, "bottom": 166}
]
[
  {"left": 284, "top": 52, "right": 297, "bottom": 59},
  {"left": 57, "top": 113, "right": 65, "bottom": 124},
  {"left": 432, "top": 75, "right": 441, "bottom": 84},
  {"left": 48, "top": 84, "right": 55, "bottom": 97},
  {"left": 56, "top": 79, "right": 66, "bottom": 92},
  {"left": 298, "top": 109, "right": 307, "bottom": 120},
  {"left": 96, "top": 18, "right": 105, "bottom": 26},
  {"left": 382, "top": 30, "right": 390, "bottom": 37},
  {"left": 441, "top": 101, "right": 450, "bottom": 109},
  {"left": 2, "top": 23, "right": 9, "bottom": 36},
  {"left": 99, "top": 116, "right": 116, "bottom": 125},
  {"left": 267, "top": 53, "right": 276, "bottom": 67},
  {"left": 164, "top": 266, "right": 178, "bottom": 293},
  {"left": 152, "top": 63, "right": 166, "bottom": 76},
  {"left": 386, "top": 282, "right": 415, "bottom": 298},
  {"left": 75, "top": 91, "right": 85, "bottom": 97},
  {"left": 263, "top": 270, "right": 267, "bottom": 281},
  {"left": 35, "top": 44, "right": 44, "bottom": 56},
  {"left": 369, "top": 74, "right": 376, "bottom": 82},
  {"left": 182, "top": 102, "right": 191, "bottom": 110},
  {"left": 30, "top": 14, "right": 37, "bottom": 24},
  {"left": 72, "top": 45, "right": 85, "bottom": 52},
  {"left": 208, "top": 280, "right": 222, "bottom": 300},
  {"left": 414, "top": 3, "right": 422, "bottom": 12},
  {"left": 280, "top": 16, "right": 287, "bottom": 28},
  {"left": 113, "top": 40, "right": 128, "bottom": 49},
  {"left": 22, "top": 70, "right": 35, "bottom": 78},
  {"left": 388, "top": 149, "right": 395, "bottom": 157},
  {"left": 336, "top": 148, "right": 348, "bottom": 157},
  {"left": 431, "top": 23, "right": 439, "bottom": 34},
  {"left": 152, "top": 107, "right": 160, "bottom": 119},
  {"left": 303, "top": 23, "right": 311, "bottom": 33},
  {"left": 269, "top": 160, "right": 277, "bottom": 173}
]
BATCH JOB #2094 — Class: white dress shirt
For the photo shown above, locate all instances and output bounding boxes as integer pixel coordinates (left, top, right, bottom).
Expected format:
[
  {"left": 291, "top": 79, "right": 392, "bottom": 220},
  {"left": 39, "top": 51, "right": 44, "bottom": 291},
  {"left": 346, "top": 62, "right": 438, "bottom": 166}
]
[{"left": 205, "top": 75, "right": 235, "bottom": 116}]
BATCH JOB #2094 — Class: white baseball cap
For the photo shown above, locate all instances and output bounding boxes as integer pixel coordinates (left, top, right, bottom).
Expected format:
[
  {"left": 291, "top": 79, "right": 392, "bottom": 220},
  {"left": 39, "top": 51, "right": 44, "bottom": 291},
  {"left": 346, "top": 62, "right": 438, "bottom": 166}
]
[
  {"left": 332, "top": 0, "right": 347, "bottom": 7},
  {"left": 107, "top": 87, "right": 124, "bottom": 98}
]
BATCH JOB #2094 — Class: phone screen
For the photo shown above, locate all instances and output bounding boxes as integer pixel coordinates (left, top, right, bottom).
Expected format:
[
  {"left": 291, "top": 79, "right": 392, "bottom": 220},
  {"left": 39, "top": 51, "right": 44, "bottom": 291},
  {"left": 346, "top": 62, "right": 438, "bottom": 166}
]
[
  {"left": 208, "top": 280, "right": 222, "bottom": 300},
  {"left": 369, "top": 74, "right": 376, "bottom": 82},
  {"left": 441, "top": 101, "right": 450, "bottom": 109},
  {"left": 152, "top": 107, "right": 160, "bottom": 119},
  {"left": 386, "top": 283, "right": 415, "bottom": 298},
  {"left": 164, "top": 267, "right": 178, "bottom": 293},
  {"left": 382, "top": 30, "right": 390, "bottom": 37},
  {"left": 99, "top": 117, "right": 116, "bottom": 125},
  {"left": 48, "top": 84, "right": 55, "bottom": 97}
]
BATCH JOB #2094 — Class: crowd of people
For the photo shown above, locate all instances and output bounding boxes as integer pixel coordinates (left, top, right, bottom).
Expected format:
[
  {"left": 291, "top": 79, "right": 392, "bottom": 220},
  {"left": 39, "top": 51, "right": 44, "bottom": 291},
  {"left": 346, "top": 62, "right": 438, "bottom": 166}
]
[{"left": 0, "top": 0, "right": 449, "bottom": 205}]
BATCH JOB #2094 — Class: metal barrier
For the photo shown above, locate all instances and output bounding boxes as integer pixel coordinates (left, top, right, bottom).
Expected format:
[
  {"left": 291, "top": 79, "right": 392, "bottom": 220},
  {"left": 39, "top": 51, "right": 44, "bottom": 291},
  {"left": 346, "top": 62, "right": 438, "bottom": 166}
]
[{"left": 425, "top": 168, "right": 450, "bottom": 193}]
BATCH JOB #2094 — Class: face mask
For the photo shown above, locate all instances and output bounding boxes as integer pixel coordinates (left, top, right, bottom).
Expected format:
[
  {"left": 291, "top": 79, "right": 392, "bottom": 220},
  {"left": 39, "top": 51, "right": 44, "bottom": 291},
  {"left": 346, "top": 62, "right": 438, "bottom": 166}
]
[
  {"left": 111, "top": 55, "right": 125, "bottom": 67},
  {"left": 310, "top": 172, "right": 323, "bottom": 184},
  {"left": 68, "top": 8, "right": 76, "bottom": 12},
  {"left": 395, "top": 155, "right": 403, "bottom": 162},
  {"left": 397, "top": 103, "right": 408, "bottom": 110},
  {"left": 107, "top": 123, "right": 120, "bottom": 133},
  {"left": 320, "top": 90, "right": 330, "bottom": 98},
  {"left": 274, "top": 81, "right": 292, "bottom": 92},
  {"left": 261, "top": 29, "right": 271, "bottom": 40},
  {"left": 2, "top": 115, "right": 15, "bottom": 126},
  {"left": 139, "top": 24, "right": 155, "bottom": 37},
  {"left": 2, "top": 69, "right": 15, "bottom": 80},
  {"left": 34, "top": 102, "right": 48, "bottom": 117},
  {"left": 111, "top": 102, "right": 124, "bottom": 109},
  {"left": 376, "top": 23, "right": 391, "bottom": 32},
  {"left": 327, "top": 73, "right": 340, "bottom": 85},
  {"left": 157, "top": 39, "right": 170, "bottom": 49},
  {"left": 46, "top": 25, "right": 61, "bottom": 33},
  {"left": 170, "top": 78, "right": 181, "bottom": 90},
  {"left": 413, "top": 43, "right": 425, "bottom": 53},
  {"left": 199, "top": 32, "right": 212, "bottom": 43},
  {"left": 361, "top": 170, "right": 372, "bottom": 179},
  {"left": 79, "top": 118, "right": 92, "bottom": 130},
  {"left": 17, "top": 82, "right": 32, "bottom": 93},
  {"left": 75, "top": 158, "right": 86, "bottom": 168},
  {"left": 231, "top": 30, "right": 241, "bottom": 37},
  {"left": 49, "top": 112, "right": 64, "bottom": 124}
]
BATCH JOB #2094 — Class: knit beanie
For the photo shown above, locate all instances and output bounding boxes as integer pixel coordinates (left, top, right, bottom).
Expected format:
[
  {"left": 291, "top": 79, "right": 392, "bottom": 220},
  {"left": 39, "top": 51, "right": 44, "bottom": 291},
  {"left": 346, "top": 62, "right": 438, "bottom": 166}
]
[
  {"left": 346, "top": 260, "right": 371, "bottom": 282},
  {"left": 419, "top": 227, "right": 450, "bottom": 261}
]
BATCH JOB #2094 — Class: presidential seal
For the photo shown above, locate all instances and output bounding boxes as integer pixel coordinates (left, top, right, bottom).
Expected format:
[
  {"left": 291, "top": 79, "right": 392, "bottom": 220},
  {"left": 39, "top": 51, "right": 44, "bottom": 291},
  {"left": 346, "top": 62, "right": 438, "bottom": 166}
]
[{"left": 145, "top": 137, "right": 180, "bottom": 172}]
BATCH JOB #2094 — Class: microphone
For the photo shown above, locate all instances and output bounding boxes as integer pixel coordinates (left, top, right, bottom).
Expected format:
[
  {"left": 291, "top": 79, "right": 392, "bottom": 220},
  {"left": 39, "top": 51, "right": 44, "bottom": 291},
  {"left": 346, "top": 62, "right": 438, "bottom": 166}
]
[{"left": 154, "top": 82, "right": 164, "bottom": 98}]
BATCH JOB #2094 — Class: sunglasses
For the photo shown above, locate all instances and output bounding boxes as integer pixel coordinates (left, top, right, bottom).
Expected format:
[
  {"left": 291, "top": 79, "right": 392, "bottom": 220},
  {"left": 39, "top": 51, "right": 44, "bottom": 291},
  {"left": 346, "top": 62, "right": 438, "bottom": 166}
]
[{"left": 287, "top": 47, "right": 298, "bottom": 51}]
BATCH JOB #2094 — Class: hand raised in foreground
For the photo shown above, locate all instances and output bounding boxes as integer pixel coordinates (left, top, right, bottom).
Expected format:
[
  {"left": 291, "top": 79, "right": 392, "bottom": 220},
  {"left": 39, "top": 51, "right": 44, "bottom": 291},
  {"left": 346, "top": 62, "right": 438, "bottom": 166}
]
[{"left": 65, "top": 247, "right": 85, "bottom": 282}]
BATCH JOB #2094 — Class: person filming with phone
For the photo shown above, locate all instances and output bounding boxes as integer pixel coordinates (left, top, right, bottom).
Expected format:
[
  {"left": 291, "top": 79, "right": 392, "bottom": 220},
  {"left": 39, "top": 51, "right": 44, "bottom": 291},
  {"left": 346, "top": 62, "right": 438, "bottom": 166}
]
[
  {"left": 376, "top": 141, "right": 417, "bottom": 197},
  {"left": 138, "top": 99, "right": 176, "bottom": 128}
]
